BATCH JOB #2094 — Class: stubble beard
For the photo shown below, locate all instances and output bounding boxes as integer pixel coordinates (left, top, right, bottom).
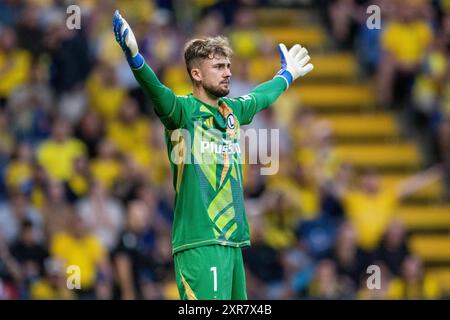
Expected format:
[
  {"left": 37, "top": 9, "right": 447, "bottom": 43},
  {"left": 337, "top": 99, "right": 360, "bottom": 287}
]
[{"left": 203, "top": 81, "right": 230, "bottom": 98}]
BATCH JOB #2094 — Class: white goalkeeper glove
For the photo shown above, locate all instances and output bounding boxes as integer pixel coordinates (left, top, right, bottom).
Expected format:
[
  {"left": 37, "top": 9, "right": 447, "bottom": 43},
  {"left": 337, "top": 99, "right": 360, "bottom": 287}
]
[
  {"left": 113, "top": 10, "right": 144, "bottom": 69},
  {"left": 275, "top": 43, "right": 314, "bottom": 88}
]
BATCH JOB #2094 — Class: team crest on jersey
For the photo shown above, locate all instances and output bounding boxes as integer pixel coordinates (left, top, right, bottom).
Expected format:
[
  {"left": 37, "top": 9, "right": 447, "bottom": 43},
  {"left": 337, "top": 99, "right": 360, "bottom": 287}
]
[{"left": 227, "top": 114, "right": 235, "bottom": 129}]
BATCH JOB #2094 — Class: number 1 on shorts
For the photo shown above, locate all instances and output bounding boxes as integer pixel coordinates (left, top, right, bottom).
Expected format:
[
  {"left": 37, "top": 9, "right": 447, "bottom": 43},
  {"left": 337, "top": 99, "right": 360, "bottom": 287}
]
[{"left": 210, "top": 266, "right": 217, "bottom": 292}]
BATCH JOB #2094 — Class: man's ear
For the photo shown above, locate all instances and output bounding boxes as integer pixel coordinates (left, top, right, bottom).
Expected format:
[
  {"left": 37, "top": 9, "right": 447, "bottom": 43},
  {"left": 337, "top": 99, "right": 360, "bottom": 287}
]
[{"left": 191, "top": 68, "right": 202, "bottom": 82}]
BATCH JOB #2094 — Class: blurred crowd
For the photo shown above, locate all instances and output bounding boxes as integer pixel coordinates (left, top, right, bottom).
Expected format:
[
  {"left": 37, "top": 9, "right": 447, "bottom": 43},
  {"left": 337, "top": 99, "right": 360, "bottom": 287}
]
[
  {"left": 322, "top": 0, "right": 450, "bottom": 187},
  {"left": 0, "top": 0, "right": 448, "bottom": 300}
]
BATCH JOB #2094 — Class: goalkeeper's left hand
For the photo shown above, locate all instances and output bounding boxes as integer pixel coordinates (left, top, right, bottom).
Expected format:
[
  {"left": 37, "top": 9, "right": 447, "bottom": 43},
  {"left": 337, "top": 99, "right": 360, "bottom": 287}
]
[
  {"left": 113, "top": 10, "right": 144, "bottom": 69},
  {"left": 275, "top": 43, "right": 314, "bottom": 88}
]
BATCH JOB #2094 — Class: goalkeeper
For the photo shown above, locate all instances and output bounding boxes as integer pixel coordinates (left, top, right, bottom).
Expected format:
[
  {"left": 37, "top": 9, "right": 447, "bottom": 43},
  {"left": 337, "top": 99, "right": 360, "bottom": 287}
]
[{"left": 113, "top": 10, "right": 313, "bottom": 300}]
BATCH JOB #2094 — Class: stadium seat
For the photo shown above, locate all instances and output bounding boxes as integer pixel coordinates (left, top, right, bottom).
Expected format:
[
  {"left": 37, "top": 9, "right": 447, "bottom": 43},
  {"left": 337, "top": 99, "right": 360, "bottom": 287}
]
[
  {"left": 254, "top": 8, "right": 314, "bottom": 27},
  {"left": 249, "top": 53, "right": 358, "bottom": 83},
  {"left": 321, "top": 113, "right": 397, "bottom": 140},
  {"left": 293, "top": 84, "right": 375, "bottom": 110},
  {"left": 397, "top": 206, "right": 450, "bottom": 230},
  {"left": 334, "top": 143, "right": 421, "bottom": 169},
  {"left": 305, "top": 53, "right": 358, "bottom": 80},
  {"left": 381, "top": 175, "right": 443, "bottom": 201},
  {"left": 259, "top": 26, "right": 326, "bottom": 49},
  {"left": 410, "top": 235, "right": 450, "bottom": 262},
  {"left": 426, "top": 268, "right": 450, "bottom": 295}
]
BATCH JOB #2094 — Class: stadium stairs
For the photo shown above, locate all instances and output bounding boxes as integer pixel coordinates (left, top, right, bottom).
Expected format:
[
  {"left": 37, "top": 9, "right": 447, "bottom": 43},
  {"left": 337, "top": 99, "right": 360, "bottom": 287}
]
[{"left": 252, "top": 5, "right": 450, "bottom": 296}]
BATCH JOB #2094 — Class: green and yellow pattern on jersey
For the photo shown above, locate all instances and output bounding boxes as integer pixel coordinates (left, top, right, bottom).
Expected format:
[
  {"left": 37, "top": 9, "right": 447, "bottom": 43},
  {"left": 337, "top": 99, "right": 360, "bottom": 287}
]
[
  {"left": 167, "top": 97, "right": 250, "bottom": 254},
  {"left": 132, "top": 63, "right": 287, "bottom": 255}
]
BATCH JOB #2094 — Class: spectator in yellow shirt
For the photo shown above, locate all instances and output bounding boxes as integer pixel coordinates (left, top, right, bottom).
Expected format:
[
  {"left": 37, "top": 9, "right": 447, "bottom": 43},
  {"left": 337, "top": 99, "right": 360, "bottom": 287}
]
[
  {"left": 86, "top": 62, "right": 127, "bottom": 121},
  {"left": 90, "top": 139, "right": 121, "bottom": 191},
  {"left": 66, "top": 155, "right": 91, "bottom": 201},
  {"left": 30, "top": 258, "right": 75, "bottom": 300},
  {"left": 0, "top": 27, "right": 31, "bottom": 104},
  {"left": 333, "top": 166, "right": 442, "bottom": 251},
  {"left": 229, "top": 8, "right": 264, "bottom": 60},
  {"left": 50, "top": 212, "right": 111, "bottom": 299},
  {"left": 37, "top": 119, "right": 87, "bottom": 181},
  {"left": 377, "top": 0, "right": 433, "bottom": 107},
  {"left": 307, "top": 259, "right": 341, "bottom": 299},
  {"left": 5, "top": 142, "right": 33, "bottom": 191},
  {"left": 387, "top": 255, "right": 441, "bottom": 299}
]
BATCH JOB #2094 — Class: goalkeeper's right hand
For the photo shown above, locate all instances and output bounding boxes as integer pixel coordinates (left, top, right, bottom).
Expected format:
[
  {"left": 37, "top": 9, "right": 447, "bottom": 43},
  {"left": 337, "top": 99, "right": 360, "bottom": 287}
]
[{"left": 113, "top": 10, "right": 144, "bottom": 69}]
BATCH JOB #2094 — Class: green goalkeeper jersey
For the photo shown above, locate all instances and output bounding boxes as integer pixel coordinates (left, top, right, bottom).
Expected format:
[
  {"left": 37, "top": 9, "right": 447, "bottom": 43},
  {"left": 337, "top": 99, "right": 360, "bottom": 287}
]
[{"left": 133, "top": 63, "right": 287, "bottom": 254}]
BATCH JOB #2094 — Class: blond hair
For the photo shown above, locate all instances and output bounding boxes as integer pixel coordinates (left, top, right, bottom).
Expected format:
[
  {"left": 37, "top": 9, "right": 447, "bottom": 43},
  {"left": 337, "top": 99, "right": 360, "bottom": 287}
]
[{"left": 184, "top": 36, "right": 233, "bottom": 80}]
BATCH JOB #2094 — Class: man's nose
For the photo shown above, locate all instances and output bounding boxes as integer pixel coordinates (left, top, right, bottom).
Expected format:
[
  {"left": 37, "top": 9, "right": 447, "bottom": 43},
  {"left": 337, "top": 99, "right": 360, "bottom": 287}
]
[{"left": 224, "top": 68, "right": 232, "bottom": 77}]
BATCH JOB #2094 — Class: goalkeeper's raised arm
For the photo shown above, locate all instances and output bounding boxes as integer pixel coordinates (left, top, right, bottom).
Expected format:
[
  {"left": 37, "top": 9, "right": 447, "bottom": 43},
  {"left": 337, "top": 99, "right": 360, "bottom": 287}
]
[
  {"left": 112, "top": 9, "right": 314, "bottom": 301},
  {"left": 113, "top": 10, "right": 313, "bottom": 129},
  {"left": 113, "top": 10, "right": 188, "bottom": 129},
  {"left": 233, "top": 43, "right": 314, "bottom": 124}
]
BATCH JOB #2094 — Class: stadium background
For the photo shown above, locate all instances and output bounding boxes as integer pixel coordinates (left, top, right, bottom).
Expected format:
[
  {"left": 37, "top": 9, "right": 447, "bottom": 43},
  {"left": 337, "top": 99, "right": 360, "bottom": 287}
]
[{"left": 0, "top": 0, "right": 449, "bottom": 300}]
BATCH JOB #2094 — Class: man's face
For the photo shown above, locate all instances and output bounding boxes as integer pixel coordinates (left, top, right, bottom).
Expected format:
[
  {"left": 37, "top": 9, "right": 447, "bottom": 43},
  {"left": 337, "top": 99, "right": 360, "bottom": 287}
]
[
  {"left": 194, "top": 55, "right": 232, "bottom": 98},
  {"left": 361, "top": 172, "right": 380, "bottom": 194},
  {"left": 52, "top": 121, "right": 70, "bottom": 142}
]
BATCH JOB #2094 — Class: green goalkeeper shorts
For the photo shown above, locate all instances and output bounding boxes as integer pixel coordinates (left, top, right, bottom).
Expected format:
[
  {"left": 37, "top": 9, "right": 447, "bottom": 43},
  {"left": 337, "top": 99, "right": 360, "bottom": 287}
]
[{"left": 174, "top": 244, "right": 247, "bottom": 300}]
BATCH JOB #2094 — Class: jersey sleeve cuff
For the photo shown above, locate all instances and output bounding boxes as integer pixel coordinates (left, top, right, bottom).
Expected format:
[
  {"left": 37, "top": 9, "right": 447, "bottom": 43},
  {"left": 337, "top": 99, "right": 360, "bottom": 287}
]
[
  {"left": 274, "top": 74, "right": 290, "bottom": 90},
  {"left": 128, "top": 52, "right": 145, "bottom": 70}
]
